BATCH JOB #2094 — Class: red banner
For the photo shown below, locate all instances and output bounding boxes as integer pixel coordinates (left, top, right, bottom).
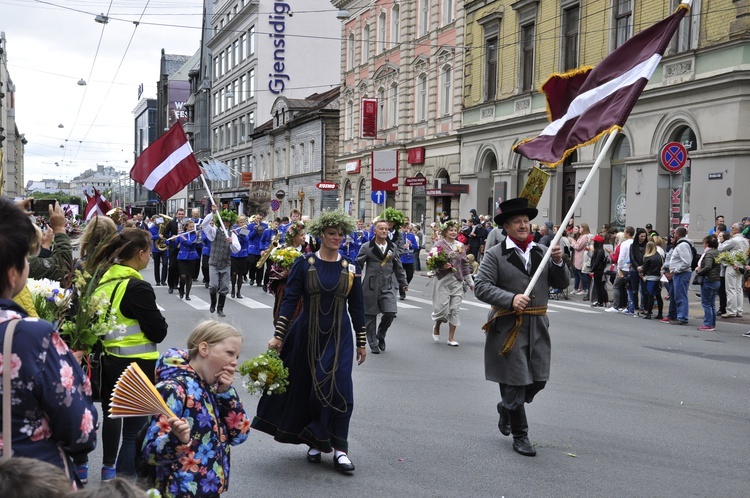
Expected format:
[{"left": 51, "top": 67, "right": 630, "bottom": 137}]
[
  {"left": 361, "top": 98, "right": 378, "bottom": 139},
  {"left": 407, "top": 147, "right": 425, "bottom": 164}
]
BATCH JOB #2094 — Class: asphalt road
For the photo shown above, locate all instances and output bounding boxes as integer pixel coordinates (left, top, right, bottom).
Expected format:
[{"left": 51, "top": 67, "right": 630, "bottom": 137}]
[{"left": 83, "top": 262, "right": 750, "bottom": 497}]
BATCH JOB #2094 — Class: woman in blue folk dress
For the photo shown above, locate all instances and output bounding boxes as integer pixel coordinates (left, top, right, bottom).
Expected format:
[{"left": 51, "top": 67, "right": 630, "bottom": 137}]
[
  {"left": 251, "top": 210, "right": 367, "bottom": 474},
  {"left": 172, "top": 220, "right": 200, "bottom": 300}
]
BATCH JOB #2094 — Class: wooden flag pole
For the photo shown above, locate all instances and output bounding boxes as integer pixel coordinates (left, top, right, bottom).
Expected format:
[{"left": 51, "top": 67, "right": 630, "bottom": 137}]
[
  {"left": 200, "top": 173, "right": 231, "bottom": 240},
  {"left": 523, "top": 129, "right": 620, "bottom": 296}
]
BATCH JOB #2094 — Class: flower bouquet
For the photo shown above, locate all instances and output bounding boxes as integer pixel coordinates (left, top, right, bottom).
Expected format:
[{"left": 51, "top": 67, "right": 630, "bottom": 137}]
[
  {"left": 58, "top": 269, "right": 118, "bottom": 354},
  {"left": 270, "top": 246, "right": 303, "bottom": 270},
  {"left": 716, "top": 250, "right": 747, "bottom": 268},
  {"left": 426, "top": 245, "right": 455, "bottom": 279},
  {"left": 238, "top": 349, "right": 289, "bottom": 395},
  {"left": 26, "top": 278, "right": 72, "bottom": 324}
]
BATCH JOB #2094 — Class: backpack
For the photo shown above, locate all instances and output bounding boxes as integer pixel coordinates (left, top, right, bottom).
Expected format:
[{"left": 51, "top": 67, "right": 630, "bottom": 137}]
[{"left": 676, "top": 239, "right": 700, "bottom": 270}]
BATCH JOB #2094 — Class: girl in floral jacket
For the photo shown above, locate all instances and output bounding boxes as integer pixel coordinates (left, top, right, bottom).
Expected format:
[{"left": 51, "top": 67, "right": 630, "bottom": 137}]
[{"left": 141, "top": 321, "right": 250, "bottom": 497}]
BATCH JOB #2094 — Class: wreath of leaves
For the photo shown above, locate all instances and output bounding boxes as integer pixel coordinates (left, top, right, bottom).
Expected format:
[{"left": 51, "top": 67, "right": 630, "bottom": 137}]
[
  {"left": 378, "top": 207, "right": 406, "bottom": 230},
  {"left": 306, "top": 210, "right": 356, "bottom": 238}
]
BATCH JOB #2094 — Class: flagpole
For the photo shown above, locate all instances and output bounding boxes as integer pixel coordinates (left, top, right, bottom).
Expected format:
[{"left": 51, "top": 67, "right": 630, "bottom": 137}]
[
  {"left": 523, "top": 128, "right": 620, "bottom": 296},
  {"left": 199, "top": 173, "right": 231, "bottom": 240}
]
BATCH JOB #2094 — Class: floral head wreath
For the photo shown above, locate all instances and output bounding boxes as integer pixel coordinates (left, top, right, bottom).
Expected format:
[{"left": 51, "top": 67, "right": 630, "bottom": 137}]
[
  {"left": 440, "top": 219, "right": 460, "bottom": 235},
  {"left": 284, "top": 220, "right": 306, "bottom": 246},
  {"left": 217, "top": 209, "right": 238, "bottom": 225},
  {"left": 306, "top": 210, "right": 356, "bottom": 239},
  {"left": 379, "top": 207, "right": 406, "bottom": 230}
]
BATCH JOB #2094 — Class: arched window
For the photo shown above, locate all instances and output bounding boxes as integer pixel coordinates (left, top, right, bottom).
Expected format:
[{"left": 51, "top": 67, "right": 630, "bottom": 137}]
[
  {"left": 377, "top": 87, "right": 386, "bottom": 130},
  {"left": 389, "top": 83, "right": 398, "bottom": 128},
  {"left": 391, "top": 4, "right": 400, "bottom": 44},
  {"left": 346, "top": 100, "right": 354, "bottom": 139},
  {"left": 441, "top": 65, "right": 452, "bottom": 116},
  {"left": 358, "top": 179, "right": 367, "bottom": 220},
  {"left": 378, "top": 12, "right": 387, "bottom": 54},
  {"left": 610, "top": 135, "right": 630, "bottom": 229},
  {"left": 344, "top": 180, "right": 353, "bottom": 215},
  {"left": 348, "top": 33, "right": 355, "bottom": 70},
  {"left": 362, "top": 24, "right": 371, "bottom": 64},
  {"left": 417, "top": 73, "right": 428, "bottom": 122},
  {"left": 669, "top": 126, "right": 697, "bottom": 228}
]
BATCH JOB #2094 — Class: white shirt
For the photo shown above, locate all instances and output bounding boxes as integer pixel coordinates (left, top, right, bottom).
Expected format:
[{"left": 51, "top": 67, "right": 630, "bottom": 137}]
[
  {"left": 505, "top": 237, "right": 536, "bottom": 270},
  {"left": 377, "top": 243, "right": 387, "bottom": 254}
]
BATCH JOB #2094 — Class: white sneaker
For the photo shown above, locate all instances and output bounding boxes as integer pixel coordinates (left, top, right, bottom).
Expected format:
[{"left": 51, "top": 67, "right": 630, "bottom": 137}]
[{"left": 605, "top": 307, "right": 619, "bottom": 313}]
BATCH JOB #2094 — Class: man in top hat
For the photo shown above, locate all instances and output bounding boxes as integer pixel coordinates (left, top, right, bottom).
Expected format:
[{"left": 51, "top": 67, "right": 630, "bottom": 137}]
[{"left": 474, "top": 197, "right": 569, "bottom": 457}]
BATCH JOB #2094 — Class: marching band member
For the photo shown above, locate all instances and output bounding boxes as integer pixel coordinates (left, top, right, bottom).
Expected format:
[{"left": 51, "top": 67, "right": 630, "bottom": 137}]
[
  {"left": 247, "top": 213, "right": 267, "bottom": 287},
  {"left": 231, "top": 216, "right": 250, "bottom": 299}
]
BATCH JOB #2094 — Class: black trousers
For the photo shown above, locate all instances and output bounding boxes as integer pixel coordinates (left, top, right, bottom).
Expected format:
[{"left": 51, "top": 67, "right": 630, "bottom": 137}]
[
  {"left": 247, "top": 253, "right": 262, "bottom": 285},
  {"left": 152, "top": 250, "right": 168, "bottom": 284},
  {"left": 400, "top": 263, "right": 414, "bottom": 298},
  {"left": 616, "top": 271, "right": 630, "bottom": 309},
  {"left": 167, "top": 249, "right": 179, "bottom": 288},
  {"left": 499, "top": 382, "right": 547, "bottom": 411},
  {"left": 201, "top": 254, "right": 211, "bottom": 283}
]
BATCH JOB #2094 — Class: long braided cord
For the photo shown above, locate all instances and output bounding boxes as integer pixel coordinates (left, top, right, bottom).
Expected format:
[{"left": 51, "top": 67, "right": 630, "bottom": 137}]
[
  {"left": 481, "top": 306, "right": 548, "bottom": 357},
  {"left": 306, "top": 260, "right": 351, "bottom": 412}
]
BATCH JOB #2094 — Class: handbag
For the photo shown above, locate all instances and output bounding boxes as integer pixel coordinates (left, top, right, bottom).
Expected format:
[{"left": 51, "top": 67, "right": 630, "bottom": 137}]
[
  {"left": 2, "top": 319, "right": 19, "bottom": 461},
  {"left": 692, "top": 273, "right": 704, "bottom": 286}
]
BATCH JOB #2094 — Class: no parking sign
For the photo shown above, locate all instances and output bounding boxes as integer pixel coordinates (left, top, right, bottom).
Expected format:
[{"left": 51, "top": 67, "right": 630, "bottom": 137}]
[
  {"left": 659, "top": 142, "right": 688, "bottom": 173},
  {"left": 270, "top": 199, "right": 280, "bottom": 212}
]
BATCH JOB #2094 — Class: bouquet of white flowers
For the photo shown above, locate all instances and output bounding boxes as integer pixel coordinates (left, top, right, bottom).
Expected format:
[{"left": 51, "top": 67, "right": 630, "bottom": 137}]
[
  {"left": 716, "top": 250, "right": 747, "bottom": 268},
  {"left": 26, "top": 278, "right": 72, "bottom": 324},
  {"left": 238, "top": 349, "right": 289, "bottom": 395}
]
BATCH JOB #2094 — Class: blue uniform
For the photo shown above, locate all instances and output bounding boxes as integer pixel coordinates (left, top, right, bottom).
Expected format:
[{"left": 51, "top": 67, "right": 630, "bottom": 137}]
[
  {"left": 399, "top": 232, "right": 418, "bottom": 265},
  {"left": 247, "top": 222, "right": 267, "bottom": 256}
]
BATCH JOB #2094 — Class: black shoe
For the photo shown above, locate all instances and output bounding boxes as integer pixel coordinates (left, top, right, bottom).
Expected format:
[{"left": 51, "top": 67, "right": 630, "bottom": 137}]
[
  {"left": 231, "top": 291, "right": 235, "bottom": 298},
  {"left": 306, "top": 448, "right": 321, "bottom": 464},
  {"left": 333, "top": 454, "right": 355, "bottom": 473},
  {"left": 642, "top": 314, "right": 652, "bottom": 320},
  {"left": 204, "top": 282, "right": 209, "bottom": 289},
  {"left": 399, "top": 295, "right": 405, "bottom": 300},
  {"left": 161, "top": 281, "right": 167, "bottom": 286},
  {"left": 378, "top": 337, "right": 386, "bottom": 351},
  {"left": 168, "top": 288, "right": 174, "bottom": 294},
  {"left": 209, "top": 293, "right": 217, "bottom": 313},
  {"left": 185, "top": 296, "right": 191, "bottom": 301},
  {"left": 236, "top": 293, "right": 243, "bottom": 299},
  {"left": 155, "top": 282, "right": 161, "bottom": 286},
  {"left": 179, "top": 292, "right": 184, "bottom": 299},
  {"left": 497, "top": 403, "right": 510, "bottom": 436},
  {"left": 217, "top": 295, "right": 226, "bottom": 317},
  {"left": 370, "top": 347, "right": 380, "bottom": 355},
  {"left": 509, "top": 407, "right": 536, "bottom": 457}
]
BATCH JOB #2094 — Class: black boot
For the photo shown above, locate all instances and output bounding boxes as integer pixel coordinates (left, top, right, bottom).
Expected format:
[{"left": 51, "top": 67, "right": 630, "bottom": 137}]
[
  {"left": 497, "top": 403, "right": 511, "bottom": 436},
  {"left": 236, "top": 281, "right": 243, "bottom": 299},
  {"left": 508, "top": 406, "right": 536, "bottom": 456},
  {"left": 217, "top": 294, "right": 227, "bottom": 317},
  {"left": 209, "top": 292, "right": 217, "bottom": 313}
]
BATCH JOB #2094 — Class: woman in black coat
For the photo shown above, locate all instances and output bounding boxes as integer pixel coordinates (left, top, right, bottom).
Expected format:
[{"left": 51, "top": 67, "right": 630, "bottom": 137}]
[{"left": 590, "top": 235, "right": 608, "bottom": 307}]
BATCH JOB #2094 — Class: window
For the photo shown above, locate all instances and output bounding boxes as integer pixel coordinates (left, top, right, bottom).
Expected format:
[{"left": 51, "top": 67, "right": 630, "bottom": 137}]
[
  {"left": 561, "top": 5, "right": 579, "bottom": 71},
  {"left": 224, "top": 47, "right": 231, "bottom": 73},
  {"left": 219, "top": 89, "right": 225, "bottom": 113},
  {"left": 391, "top": 5, "right": 400, "bottom": 44},
  {"left": 239, "top": 74, "right": 246, "bottom": 102},
  {"left": 614, "top": 0, "right": 632, "bottom": 49},
  {"left": 363, "top": 24, "right": 371, "bottom": 63},
  {"left": 610, "top": 135, "right": 630, "bottom": 229},
  {"left": 232, "top": 119, "right": 238, "bottom": 145},
  {"left": 377, "top": 88, "right": 385, "bottom": 129},
  {"left": 670, "top": 0, "right": 695, "bottom": 53},
  {"left": 219, "top": 52, "right": 225, "bottom": 78},
  {"left": 301, "top": 143, "right": 307, "bottom": 171},
  {"left": 218, "top": 126, "right": 224, "bottom": 149},
  {"left": 441, "top": 66, "right": 451, "bottom": 116},
  {"left": 248, "top": 69, "right": 255, "bottom": 98},
  {"left": 484, "top": 32, "right": 498, "bottom": 101},
  {"left": 347, "top": 100, "right": 354, "bottom": 139},
  {"left": 309, "top": 141, "right": 315, "bottom": 170},
  {"left": 213, "top": 92, "right": 219, "bottom": 116},
  {"left": 442, "top": 0, "right": 454, "bottom": 26},
  {"left": 420, "top": 0, "right": 429, "bottom": 37},
  {"left": 520, "top": 22, "right": 535, "bottom": 92},
  {"left": 226, "top": 84, "right": 233, "bottom": 110},
  {"left": 348, "top": 33, "right": 355, "bottom": 70},
  {"left": 389, "top": 83, "right": 398, "bottom": 128},
  {"left": 232, "top": 80, "right": 238, "bottom": 105},
  {"left": 248, "top": 26, "right": 255, "bottom": 55},
  {"left": 233, "top": 40, "right": 239, "bottom": 68},
  {"left": 417, "top": 74, "right": 427, "bottom": 121},
  {"left": 214, "top": 57, "right": 220, "bottom": 79},
  {"left": 248, "top": 112, "right": 254, "bottom": 135},
  {"left": 379, "top": 12, "right": 387, "bottom": 54},
  {"left": 225, "top": 123, "right": 231, "bottom": 148},
  {"left": 239, "top": 115, "right": 246, "bottom": 141},
  {"left": 240, "top": 34, "right": 247, "bottom": 61}
]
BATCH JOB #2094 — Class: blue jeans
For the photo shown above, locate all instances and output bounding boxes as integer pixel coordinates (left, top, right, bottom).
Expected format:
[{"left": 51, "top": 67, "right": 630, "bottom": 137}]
[
  {"left": 628, "top": 270, "right": 641, "bottom": 312},
  {"left": 666, "top": 279, "right": 676, "bottom": 320},
  {"left": 700, "top": 280, "right": 721, "bottom": 327},
  {"left": 672, "top": 271, "right": 692, "bottom": 322}
]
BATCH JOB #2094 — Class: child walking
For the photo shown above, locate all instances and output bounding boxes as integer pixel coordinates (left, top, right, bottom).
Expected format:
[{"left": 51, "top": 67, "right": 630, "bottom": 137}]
[{"left": 141, "top": 321, "right": 250, "bottom": 497}]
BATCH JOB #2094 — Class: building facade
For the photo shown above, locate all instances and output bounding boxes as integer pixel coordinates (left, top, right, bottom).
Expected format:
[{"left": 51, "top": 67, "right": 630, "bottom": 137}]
[
  {"left": 132, "top": 98, "right": 158, "bottom": 215},
  {"left": 459, "top": 0, "right": 750, "bottom": 235},
  {"left": 0, "top": 31, "right": 26, "bottom": 199},
  {"left": 333, "top": 0, "right": 466, "bottom": 224},
  {"left": 206, "top": 0, "right": 342, "bottom": 213}
]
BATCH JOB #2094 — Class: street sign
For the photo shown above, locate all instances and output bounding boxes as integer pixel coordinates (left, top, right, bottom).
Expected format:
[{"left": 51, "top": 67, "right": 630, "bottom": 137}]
[
  {"left": 404, "top": 176, "right": 427, "bottom": 187},
  {"left": 316, "top": 181, "right": 338, "bottom": 190},
  {"left": 270, "top": 199, "right": 280, "bottom": 211},
  {"left": 660, "top": 142, "right": 688, "bottom": 173},
  {"left": 371, "top": 149, "right": 398, "bottom": 191},
  {"left": 275, "top": 190, "right": 286, "bottom": 199},
  {"left": 371, "top": 190, "right": 387, "bottom": 204}
]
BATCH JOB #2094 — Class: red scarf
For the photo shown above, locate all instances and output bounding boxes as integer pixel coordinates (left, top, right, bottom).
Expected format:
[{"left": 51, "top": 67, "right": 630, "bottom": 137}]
[{"left": 509, "top": 234, "right": 534, "bottom": 253}]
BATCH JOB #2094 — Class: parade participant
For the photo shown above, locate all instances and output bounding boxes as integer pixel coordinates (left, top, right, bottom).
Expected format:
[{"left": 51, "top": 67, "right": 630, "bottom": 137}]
[
  {"left": 133, "top": 212, "right": 148, "bottom": 230},
  {"left": 269, "top": 220, "right": 307, "bottom": 326},
  {"left": 230, "top": 215, "right": 250, "bottom": 299},
  {"left": 252, "top": 210, "right": 366, "bottom": 474},
  {"left": 378, "top": 207, "right": 406, "bottom": 255},
  {"left": 172, "top": 220, "right": 200, "bottom": 300},
  {"left": 164, "top": 208, "right": 185, "bottom": 294},
  {"left": 247, "top": 213, "right": 268, "bottom": 287},
  {"left": 28, "top": 201, "right": 72, "bottom": 282},
  {"left": 0, "top": 197, "right": 98, "bottom": 482},
  {"left": 356, "top": 219, "right": 409, "bottom": 354},
  {"left": 141, "top": 321, "right": 250, "bottom": 497},
  {"left": 399, "top": 223, "right": 419, "bottom": 300},
  {"left": 260, "top": 219, "right": 282, "bottom": 292},
  {"left": 430, "top": 220, "right": 473, "bottom": 346},
  {"left": 88, "top": 228, "right": 168, "bottom": 480},
  {"left": 343, "top": 219, "right": 370, "bottom": 269},
  {"left": 202, "top": 206, "right": 241, "bottom": 317},
  {"left": 201, "top": 222, "right": 212, "bottom": 288},
  {"left": 474, "top": 197, "right": 569, "bottom": 457},
  {"left": 149, "top": 215, "right": 169, "bottom": 286},
  {"left": 190, "top": 207, "right": 202, "bottom": 225},
  {"left": 278, "top": 209, "right": 301, "bottom": 243},
  {"left": 412, "top": 224, "right": 424, "bottom": 271}
]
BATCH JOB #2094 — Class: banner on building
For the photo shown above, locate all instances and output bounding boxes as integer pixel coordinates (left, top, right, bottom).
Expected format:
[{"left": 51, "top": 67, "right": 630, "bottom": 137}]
[
  {"left": 361, "top": 98, "right": 378, "bottom": 139},
  {"left": 519, "top": 166, "right": 551, "bottom": 208},
  {"left": 371, "top": 149, "right": 398, "bottom": 191},
  {"left": 248, "top": 181, "right": 272, "bottom": 215}
]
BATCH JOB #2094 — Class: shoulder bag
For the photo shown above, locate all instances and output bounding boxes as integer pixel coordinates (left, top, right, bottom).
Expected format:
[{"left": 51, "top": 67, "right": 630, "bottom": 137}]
[{"left": 2, "top": 319, "right": 19, "bottom": 460}]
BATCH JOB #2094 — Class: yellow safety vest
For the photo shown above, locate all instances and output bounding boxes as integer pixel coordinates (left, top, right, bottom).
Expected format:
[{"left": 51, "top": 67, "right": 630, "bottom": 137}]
[{"left": 96, "top": 264, "right": 158, "bottom": 359}]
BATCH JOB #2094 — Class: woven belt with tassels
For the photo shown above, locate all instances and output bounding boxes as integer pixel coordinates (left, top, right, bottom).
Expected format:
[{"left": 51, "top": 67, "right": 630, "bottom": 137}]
[{"left": 481, "top": 306, "right": 548, "bottom": 357}]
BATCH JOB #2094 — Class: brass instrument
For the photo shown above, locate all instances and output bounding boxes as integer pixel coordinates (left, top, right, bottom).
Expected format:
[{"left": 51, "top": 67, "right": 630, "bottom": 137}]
[
  {"left": 154, "top": 214, "right": 173, "bottom": 252},
  {"left": 256, "top": 230, "right": 281, "bottom": 268},
  {"left": 107, "top": 207, "right": 124, "bottom": 225}
]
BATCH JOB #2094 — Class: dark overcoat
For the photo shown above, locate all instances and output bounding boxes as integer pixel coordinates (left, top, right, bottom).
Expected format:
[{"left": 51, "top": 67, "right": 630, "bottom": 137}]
[
  {"left": 356, "top": 238, "right": 408, "bottom": 315},
  {"left": 474, "top": 241, "right": 569, "bottom": 385}
]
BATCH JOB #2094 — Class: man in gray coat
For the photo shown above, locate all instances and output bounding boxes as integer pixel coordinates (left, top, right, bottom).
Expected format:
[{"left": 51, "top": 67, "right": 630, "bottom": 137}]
[
  {"left": 475, "top": 198, "right": 569, "bottom": 457},
  {"left": 357, "top": 220, "right": 409, "bottom": 355}
]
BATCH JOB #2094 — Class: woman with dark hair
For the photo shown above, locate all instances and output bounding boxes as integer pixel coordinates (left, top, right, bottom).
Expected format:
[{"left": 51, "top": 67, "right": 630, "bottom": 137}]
[
  {"left": 630, "top": 228, "right": 648, "bottom": 316},
  {"left": 589, "top": 235, "right": 608, "bottom": 307},
  {"left": 641, "top": 241, "right": 664, "bottom": 320},
  {"left": 252, "top": 210, "right": 366, "bottom": 474},
  {"left": 89, "top": 228, "right": 168, "bottom": 481},
  {"left": 0, "top": 197, "right": 97, "bottom": 482},
  {"left": 695, "top": 235, "right": 721, "bottom": 331}
]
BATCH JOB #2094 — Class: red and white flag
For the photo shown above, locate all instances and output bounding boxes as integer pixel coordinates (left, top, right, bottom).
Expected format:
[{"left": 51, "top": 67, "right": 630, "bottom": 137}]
[
  {"left": 130, "top": 122, "right": 202, "bottom": 201},
  {"left": 514, "top": 3, "right": 690, "bottom": 167},
  {"left": 84, "top": 187, "right": 113, "bottom": 221}
]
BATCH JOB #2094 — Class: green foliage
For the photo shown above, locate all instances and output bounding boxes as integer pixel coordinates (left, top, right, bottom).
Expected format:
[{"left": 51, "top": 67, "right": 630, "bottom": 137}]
[
  {"left": 379, "top": 207, "right": 406, "bottom": 230},
  {"left": 306, "top": 210, "right": 356, "bottom": 238}
]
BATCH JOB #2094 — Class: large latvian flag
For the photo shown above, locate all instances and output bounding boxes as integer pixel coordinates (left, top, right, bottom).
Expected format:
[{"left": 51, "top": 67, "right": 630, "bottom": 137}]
[
  {"left": 130, "top": 122, "right": 202, "bottom": 200},
  {"left": 84, "top": 187, "right": 113, "bottom": 221},
  {"left": 514, "top": 3, "right": 690, "bottom": 167}
]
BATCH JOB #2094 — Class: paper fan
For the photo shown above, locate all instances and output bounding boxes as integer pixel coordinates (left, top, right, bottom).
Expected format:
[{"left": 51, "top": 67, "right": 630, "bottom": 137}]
[{"left": 109, "top": 362, "right": 177, "bottom": 419}]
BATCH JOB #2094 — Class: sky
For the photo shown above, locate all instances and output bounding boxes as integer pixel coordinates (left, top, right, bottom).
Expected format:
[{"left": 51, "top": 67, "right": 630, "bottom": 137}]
[{"left": 3, "top": 0, "right": 204, "bottom": 184}]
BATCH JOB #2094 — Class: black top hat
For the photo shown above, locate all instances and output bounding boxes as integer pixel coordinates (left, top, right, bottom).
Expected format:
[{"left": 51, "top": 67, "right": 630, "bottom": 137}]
[{"left": 494, "top": 198, "right": 539, "bottom": 226}]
